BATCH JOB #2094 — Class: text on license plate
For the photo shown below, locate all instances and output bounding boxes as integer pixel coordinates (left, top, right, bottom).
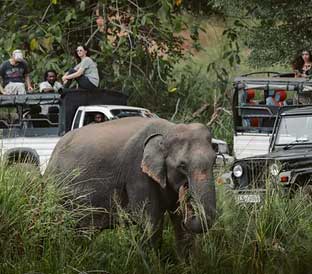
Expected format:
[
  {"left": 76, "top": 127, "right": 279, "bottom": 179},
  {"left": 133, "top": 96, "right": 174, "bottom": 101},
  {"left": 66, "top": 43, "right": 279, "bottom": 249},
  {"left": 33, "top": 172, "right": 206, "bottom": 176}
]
[{"left": 236, "top": 194, "right": 261, "bottom": 203}]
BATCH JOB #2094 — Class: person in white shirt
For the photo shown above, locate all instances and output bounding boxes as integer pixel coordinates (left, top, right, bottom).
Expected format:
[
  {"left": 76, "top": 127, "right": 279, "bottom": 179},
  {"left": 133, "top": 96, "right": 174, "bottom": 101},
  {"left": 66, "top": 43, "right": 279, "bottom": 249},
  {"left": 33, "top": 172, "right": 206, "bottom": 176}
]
[{"left": 39, "top": 69, "right": 63, "bottom": 93}]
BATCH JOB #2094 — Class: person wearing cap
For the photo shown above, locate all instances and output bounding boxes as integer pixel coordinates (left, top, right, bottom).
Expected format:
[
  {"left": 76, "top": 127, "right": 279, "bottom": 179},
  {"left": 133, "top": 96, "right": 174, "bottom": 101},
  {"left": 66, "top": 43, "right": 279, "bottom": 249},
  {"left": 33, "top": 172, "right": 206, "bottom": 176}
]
[{"left": 0, "top": 49, "right": 33, "bottom": 95}]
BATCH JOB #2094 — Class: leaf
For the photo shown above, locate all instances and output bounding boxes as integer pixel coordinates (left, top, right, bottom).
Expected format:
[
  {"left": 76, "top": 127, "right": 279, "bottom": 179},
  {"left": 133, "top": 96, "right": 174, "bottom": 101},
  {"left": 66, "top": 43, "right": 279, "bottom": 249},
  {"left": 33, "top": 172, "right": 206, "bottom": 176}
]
[
  {"left": 65, "top": 12, "right": 72, "bottom": 23},
  {"left": 30, "top": 38, "right": 39, "bottom": 50},
  {"left": 80, "top": 1, "right": 85, "bottom": 11},
  {"left": 222, "top": 51, "right": 232, "bottom": 59},
  {"left": 51, "top": 0, "right": 57, "bottom": 4},
  {"left": 168, "top": 87, "right": 177, "bottom": 93},
  {"left": 41, "top": 36, "right": 53, "bottom": 51},
  {"left": 65, "top": 9, "right": 76, "bottom": 23}
]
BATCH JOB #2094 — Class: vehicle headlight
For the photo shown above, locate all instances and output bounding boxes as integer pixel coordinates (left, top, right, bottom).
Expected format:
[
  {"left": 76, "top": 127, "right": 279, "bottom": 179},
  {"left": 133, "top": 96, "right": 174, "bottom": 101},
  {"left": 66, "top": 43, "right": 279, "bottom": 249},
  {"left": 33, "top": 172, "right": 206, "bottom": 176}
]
[
  {"left": 233, "top": 164, "right": 243, "bottom": 178},
  {"left": 270, "top": 163, "right": 280, "bottom": 176}
]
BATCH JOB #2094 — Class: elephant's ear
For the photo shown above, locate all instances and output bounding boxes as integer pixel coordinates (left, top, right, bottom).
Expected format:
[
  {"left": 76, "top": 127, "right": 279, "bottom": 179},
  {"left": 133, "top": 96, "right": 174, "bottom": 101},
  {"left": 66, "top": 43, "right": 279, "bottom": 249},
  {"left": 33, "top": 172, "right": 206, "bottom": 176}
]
[{"left": 141, "top": 133, "right": 166, "bottom": 188}]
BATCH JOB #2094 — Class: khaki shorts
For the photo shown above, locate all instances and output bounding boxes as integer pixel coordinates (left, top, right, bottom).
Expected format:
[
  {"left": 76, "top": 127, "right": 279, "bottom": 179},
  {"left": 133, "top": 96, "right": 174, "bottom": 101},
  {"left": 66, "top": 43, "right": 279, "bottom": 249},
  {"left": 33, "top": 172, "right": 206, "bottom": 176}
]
[{"left": 4, "top": 82, "right": 26, "bottom": 95}]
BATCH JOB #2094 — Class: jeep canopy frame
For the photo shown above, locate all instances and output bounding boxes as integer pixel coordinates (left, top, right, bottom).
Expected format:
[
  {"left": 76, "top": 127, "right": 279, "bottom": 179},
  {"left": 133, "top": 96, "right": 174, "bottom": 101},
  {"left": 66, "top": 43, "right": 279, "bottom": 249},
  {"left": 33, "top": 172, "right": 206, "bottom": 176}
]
[
  {"left": 0, "top": 88, "right": 128, "bottom": 136},
  {"left": 233, "top": 75, "right": 312, "bottom": 134}
]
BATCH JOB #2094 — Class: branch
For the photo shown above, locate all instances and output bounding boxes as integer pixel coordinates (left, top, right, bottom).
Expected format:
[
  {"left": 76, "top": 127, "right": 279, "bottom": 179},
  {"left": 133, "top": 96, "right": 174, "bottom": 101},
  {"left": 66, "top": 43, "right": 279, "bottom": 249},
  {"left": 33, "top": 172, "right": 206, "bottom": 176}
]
[
  {"left": 185, "top": 103, "right": 210, "bottom": 122},
  {"left": 41, "top": 2, "right": 52, "bottom": 22},
  {"left": 193, "top": 103, "right": 210, "bottom": 117},
  {"left": 85, "top": 28, "right": 99, "bottom": 46},
  {"left": 170, "top": 98, "right": 181, "bottom": 121},
  {"left": 207, "top": 107, "right": 231, "bottom": 127}
]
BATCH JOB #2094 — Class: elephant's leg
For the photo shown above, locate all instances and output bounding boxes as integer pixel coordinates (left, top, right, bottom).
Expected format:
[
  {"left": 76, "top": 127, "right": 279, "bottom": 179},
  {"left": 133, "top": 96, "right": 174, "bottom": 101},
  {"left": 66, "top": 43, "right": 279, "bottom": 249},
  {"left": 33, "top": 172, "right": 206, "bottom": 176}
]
[
  {"left": 71, "top": 178, "right": 123, "bottom": 230},
  {"left": 169, "top": 212, "right": 194, "bottom": 258},
  {"left": 126, "top": 183, "right": 165, "bottom": 249}
]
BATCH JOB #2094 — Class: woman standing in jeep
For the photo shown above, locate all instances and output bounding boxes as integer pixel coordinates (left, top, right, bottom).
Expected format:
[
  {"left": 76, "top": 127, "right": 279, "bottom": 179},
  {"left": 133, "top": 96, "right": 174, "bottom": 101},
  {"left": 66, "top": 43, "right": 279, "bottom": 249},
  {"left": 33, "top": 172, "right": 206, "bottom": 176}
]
[{"left": 292, "top": 50, "right": 312, "bottom": 77}]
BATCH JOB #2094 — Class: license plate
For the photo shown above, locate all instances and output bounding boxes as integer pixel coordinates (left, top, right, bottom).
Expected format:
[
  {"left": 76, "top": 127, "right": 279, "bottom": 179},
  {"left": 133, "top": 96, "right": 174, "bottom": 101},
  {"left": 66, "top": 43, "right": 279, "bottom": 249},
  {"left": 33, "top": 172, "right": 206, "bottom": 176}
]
[{"left": 236, "top": 194, "right": 261, "bottom": 203}]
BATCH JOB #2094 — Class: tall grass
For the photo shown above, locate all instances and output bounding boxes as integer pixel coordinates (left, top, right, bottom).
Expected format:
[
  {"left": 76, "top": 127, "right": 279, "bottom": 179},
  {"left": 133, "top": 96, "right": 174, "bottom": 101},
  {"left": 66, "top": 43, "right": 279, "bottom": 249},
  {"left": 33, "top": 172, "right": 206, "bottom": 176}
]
[
  {"left": 0, "top": 163, "right": 311, "bottom": 273},
  {"left": 0, "top": 164, "right": 95, "bottom": 274}
]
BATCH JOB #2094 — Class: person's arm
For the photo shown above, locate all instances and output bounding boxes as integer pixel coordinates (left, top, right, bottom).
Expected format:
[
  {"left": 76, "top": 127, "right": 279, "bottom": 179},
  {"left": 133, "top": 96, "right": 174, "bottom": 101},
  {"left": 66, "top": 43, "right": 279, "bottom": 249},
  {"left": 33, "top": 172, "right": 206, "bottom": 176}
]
[
  {"left": 42, "top": 88, "right": 54, "bottom": 92},
  {"left": 23, "top": 62, "right": 33, "bottom": 91},
  {"left": 25, "top": 74, "right": 33, "bottom": 91},
  {"left": 62, "top": 67, "right": 84, "bottom": 81},
  {"left": 39, "top": 82, "right": 55, "bottom": 93}
]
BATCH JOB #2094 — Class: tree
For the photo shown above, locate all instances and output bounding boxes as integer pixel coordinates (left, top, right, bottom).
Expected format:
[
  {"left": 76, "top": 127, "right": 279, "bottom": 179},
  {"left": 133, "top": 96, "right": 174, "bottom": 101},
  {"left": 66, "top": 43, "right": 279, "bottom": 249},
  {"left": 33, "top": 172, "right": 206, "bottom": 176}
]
[
  {"left": 213, "top": 0, "right": 312, "bottom": 67},
  {"left": 0, "top": 1, "right": 221, "bottom": 115}
]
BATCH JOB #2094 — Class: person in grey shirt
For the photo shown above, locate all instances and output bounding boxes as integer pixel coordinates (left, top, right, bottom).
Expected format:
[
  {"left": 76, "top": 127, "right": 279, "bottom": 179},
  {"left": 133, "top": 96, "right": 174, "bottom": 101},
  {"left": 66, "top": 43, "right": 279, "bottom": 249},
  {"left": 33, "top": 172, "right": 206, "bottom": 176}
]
[{"left": 62, "top": 45, "right": 99, "bottom": 89}]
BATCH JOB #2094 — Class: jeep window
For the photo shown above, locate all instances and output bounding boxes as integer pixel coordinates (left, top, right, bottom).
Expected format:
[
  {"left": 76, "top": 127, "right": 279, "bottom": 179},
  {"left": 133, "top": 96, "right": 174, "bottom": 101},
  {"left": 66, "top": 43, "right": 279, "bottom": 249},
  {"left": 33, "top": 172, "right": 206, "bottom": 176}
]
[
  {"left": 235, "top": 87, "right": 296, "bottom": 134},
  {"left": 83, "top": 111, "right": 109, "bottom": 125},
  {"left": 0, "top": 107, "right": 19, "bottom": 128},
  {"left": 23, "top": 104, "right": 59, "bottom": 128},
  {"left": 73, "top": 110, "right": 82, "bottom": 129},
  {"left": 110, "top": 109, "right": 145, "bottom": 118},
  {"left": 275, "top": 115, "right": 312, "bottom": 145}
]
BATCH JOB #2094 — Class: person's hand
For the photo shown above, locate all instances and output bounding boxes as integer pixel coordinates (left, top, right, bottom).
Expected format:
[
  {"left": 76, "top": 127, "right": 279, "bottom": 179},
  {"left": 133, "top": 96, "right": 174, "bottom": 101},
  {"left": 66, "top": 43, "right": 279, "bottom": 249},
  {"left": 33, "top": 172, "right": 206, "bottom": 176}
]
[
  {"left": 294, "top": 70, "right": 302, "bottom": 78},
  {"left": 62, "top": 75, "right": 68, "bottom": 85},
  {"left": 27, "top": 85, "right": 33, "bottom": 92}
]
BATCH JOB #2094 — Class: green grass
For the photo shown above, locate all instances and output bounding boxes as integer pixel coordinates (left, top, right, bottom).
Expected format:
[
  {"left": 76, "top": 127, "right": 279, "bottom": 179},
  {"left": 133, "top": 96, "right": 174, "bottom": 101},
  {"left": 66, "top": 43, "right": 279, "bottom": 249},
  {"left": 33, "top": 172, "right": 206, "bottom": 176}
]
[{"left": 0, "top": 163, "right": 311, "bottom": 274}]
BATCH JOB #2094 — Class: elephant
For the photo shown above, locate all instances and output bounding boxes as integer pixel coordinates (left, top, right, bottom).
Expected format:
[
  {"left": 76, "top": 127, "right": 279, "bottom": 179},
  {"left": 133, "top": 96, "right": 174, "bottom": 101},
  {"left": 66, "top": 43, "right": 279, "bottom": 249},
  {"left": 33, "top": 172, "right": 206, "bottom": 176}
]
[{"left": 46, "top": 117, "right": 216, "bottom": 253}]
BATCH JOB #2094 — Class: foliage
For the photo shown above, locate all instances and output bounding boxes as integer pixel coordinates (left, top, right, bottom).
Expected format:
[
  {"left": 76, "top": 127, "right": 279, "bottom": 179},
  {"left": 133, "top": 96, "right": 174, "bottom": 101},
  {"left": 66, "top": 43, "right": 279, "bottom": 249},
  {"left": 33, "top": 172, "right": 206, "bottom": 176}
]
[
  {"left": 1, "top": 164, "right": 312, "bottom": 273},
  {"left": 212, "top": 0, "right": 312, "bottom": 67},
  {"left": 0, "top": 0, "right": 225, "bottom": 118},
  {"left": 0, "top": 1, "right": 179, "bottom": 86}
]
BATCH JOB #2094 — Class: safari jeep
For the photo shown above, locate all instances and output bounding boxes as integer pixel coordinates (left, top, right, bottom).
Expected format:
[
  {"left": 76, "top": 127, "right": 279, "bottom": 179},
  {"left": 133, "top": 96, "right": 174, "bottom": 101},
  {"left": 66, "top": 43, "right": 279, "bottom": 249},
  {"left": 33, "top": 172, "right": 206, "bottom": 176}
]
[
  {"left": 0, "top": 89, "right": 154, "bottom": 173},
  {"left": 232, "top": 72, "right": 312, "bottom": 159},
  {"left": 231, "top": 106, "right": 312, "bottom": 203}
]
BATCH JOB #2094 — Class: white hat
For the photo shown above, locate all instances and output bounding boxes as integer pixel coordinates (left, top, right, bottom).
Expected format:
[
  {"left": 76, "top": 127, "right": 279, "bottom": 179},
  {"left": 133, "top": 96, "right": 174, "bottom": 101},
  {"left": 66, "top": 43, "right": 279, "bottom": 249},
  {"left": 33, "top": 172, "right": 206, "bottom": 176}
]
[{"left": 12, "top": 49, "right": 24, "bottom": 61}]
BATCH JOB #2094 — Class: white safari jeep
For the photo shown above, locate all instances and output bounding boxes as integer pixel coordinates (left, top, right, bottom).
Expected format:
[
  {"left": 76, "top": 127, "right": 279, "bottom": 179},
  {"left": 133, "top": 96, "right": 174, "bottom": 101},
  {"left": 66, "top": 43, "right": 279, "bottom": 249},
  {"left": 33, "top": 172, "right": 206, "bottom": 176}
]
[{"left": 0, "top": 89, "right": 155, "bottom": 173}]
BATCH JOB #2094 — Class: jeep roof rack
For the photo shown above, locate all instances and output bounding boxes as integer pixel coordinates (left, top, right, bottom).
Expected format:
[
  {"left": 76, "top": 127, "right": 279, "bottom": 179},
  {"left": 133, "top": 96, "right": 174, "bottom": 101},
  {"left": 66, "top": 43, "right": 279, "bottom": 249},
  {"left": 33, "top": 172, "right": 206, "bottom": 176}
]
[
  {"left": 234, "top": 76, "right": 312, "bottom": 92},
  {"left": 239, "top": 71, "right": 281, "bottom": 77},
  {"left": 0, "top": 93, "right": 60, "bottom": 106}
]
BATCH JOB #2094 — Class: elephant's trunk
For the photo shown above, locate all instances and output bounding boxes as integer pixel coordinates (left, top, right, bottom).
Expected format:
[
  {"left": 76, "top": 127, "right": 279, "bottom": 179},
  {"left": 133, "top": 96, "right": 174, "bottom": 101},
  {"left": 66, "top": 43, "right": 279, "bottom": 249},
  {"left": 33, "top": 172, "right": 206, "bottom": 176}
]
[{"left": 183, "top": 171, "right": 216, "bottom": 233}]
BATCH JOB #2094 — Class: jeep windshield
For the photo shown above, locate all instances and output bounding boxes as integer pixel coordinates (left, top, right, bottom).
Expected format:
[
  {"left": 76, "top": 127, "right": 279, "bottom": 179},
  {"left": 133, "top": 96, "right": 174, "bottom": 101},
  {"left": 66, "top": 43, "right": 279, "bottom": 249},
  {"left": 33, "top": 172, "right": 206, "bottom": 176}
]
[{"left": 275, "top": 115, "right": 312, "bottom": 147}]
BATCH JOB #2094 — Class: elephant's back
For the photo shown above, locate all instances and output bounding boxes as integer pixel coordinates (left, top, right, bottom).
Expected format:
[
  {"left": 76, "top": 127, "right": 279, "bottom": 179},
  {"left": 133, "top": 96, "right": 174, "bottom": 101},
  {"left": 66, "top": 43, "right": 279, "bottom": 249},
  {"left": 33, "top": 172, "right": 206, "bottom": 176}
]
[
  {"left": 74, "top": 117, "right": 164, "bottom": 145},
  {"left": 48, "top": 117, "right": 171, "bottom": 175}
]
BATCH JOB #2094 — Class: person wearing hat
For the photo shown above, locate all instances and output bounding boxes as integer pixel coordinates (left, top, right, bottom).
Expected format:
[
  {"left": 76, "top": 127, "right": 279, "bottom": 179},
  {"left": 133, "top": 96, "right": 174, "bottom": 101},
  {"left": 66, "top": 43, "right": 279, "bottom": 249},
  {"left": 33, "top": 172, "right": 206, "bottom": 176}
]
[{"left": 0, "top": 49, "right": 33, "bottom": 95}]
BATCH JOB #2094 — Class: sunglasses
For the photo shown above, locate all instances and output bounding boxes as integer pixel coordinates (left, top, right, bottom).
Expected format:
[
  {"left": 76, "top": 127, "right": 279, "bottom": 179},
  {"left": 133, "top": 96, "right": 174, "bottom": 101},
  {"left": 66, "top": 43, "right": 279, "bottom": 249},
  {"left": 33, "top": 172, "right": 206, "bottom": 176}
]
[
  {"left": 76, "top": 49, "right": 84, "bottom": 52},
  {"left": 302, "top": 52, "right": 309, "bottom": 56}
]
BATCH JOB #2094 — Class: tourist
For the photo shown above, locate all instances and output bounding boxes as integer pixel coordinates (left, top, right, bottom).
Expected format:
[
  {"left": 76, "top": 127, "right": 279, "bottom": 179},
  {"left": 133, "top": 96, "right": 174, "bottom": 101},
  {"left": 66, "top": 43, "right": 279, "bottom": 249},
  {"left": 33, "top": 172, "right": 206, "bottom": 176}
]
[
  {"left": 39, "top": 69, "right": 63, "bottom": 93},
  {"left": 62, "top": 45, "right": 99, "bottom": 89},
  {"left": 0, "top": 49, "right": 33, "bottom": 94}
]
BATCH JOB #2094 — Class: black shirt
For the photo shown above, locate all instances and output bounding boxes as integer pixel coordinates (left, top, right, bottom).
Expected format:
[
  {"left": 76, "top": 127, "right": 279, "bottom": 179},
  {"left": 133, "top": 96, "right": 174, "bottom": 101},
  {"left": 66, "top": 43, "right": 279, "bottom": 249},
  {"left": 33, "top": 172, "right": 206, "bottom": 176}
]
[{"left": 0, "top": 60, "right": 29, "bottom": 86}]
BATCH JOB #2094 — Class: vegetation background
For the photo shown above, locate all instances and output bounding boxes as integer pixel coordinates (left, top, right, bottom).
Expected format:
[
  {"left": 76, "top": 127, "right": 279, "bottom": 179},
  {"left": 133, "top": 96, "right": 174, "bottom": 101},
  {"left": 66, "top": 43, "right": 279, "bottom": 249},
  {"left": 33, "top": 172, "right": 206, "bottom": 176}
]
[{"left": 0, "top": 0, "right": 311, "bottom": 273}]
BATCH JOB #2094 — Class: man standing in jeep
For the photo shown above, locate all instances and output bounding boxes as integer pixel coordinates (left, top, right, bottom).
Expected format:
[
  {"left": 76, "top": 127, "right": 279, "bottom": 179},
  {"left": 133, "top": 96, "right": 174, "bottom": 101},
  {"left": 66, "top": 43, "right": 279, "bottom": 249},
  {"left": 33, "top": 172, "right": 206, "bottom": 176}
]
[{"left": 0, "top": 49, "right": 33, "bottom": 95}]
